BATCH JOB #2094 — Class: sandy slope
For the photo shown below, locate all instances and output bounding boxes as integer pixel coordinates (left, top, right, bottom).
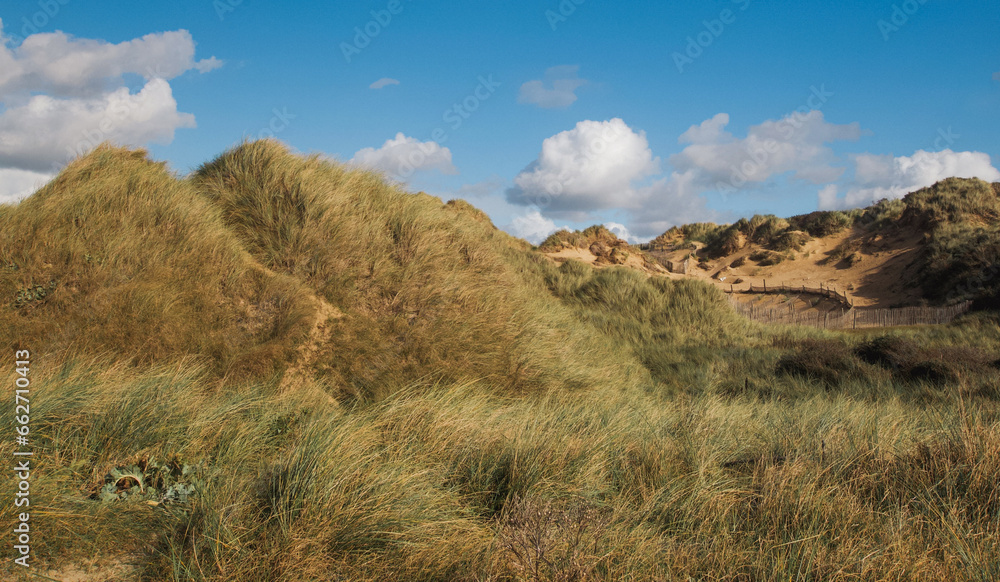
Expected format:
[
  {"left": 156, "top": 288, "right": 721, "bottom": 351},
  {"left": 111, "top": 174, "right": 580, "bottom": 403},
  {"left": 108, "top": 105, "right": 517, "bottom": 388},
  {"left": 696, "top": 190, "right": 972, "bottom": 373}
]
[
  {"left": 545, "top": 225, "right": 928, "bottom": 309},
  {"left": 644, "top": 226, "right": 929, "bottom": 308}
]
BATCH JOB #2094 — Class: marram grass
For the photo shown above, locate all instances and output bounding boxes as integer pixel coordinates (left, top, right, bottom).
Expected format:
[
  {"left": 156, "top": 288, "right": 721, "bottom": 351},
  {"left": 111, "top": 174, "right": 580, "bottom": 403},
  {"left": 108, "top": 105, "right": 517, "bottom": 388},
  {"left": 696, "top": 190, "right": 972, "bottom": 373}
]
[{"left": 0, "top": 142, "right": 998, "bottom": 581}]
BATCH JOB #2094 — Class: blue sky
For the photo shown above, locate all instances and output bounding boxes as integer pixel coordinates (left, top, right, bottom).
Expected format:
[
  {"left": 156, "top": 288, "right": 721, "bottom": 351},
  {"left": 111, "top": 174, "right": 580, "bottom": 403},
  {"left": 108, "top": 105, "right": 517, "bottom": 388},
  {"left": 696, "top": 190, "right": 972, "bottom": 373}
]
[{"left": 1, "top": 0, "right": 998, "bottom": 242}]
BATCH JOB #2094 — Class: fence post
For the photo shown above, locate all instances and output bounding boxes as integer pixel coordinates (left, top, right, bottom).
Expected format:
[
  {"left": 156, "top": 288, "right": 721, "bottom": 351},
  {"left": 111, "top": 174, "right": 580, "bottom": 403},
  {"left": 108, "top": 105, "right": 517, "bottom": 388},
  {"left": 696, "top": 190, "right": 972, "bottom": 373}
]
[
  {"left": 853, "top": 309, "right": 857, "bottom": 330},
  {"left": 763, "top": 279, "right": 767, "bottom": 293}
]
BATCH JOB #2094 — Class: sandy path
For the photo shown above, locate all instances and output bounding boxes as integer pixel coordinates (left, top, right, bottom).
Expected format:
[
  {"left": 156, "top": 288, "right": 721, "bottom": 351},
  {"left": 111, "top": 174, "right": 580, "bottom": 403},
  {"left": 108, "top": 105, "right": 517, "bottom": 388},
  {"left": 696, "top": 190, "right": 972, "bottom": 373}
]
[{"left": 279, "top": 294, "right": 342, "bottom": 392}]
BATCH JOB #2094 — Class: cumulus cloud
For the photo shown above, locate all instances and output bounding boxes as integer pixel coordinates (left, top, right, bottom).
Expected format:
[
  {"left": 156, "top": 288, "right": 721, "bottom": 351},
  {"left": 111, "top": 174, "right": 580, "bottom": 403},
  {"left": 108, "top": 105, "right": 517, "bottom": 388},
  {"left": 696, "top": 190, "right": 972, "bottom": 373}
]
[
  {"left": 369, "top": 77, "right": 400, "bottom": 90},
  {"left": 508, "top": 210, "right": 569, "bottom": 244},
  {"left": 506, "top": 118, "right": 659, "bottom": 216},
  {"left": 603, "top": 222, "right": 639, "bottom": 244},
  {"left": 627, "top": 171, "right": 720, "bottom": 238},
  {"left": 350, "top": 133, "right": 457, "bottom": 178},
  {"left": 670, "top": 110, "right": 863, "bottom": 191},
  {"left": 0, "top": 79, "right": 195, "bottom": 172},
  {"left": 0, "top": 168, "right": 53, "bottom": 204},
  {"left": 504, "top": 117, "right": 723, "bottom": 238},
  {"left": 194, "top": 57, "right": 223, "bottom": 74},
  {"left": 518, "top": 65, "right": 587, "bottom": 109},
  {"left": 0, "top": 24, "right": 221, "bottom": 98},
  {"left": 502, "top": 110, "right": 999, "bottom": 241},
  {"left": 828, "top": 149, "right": 1000, "bottom": 208},
  {"left": 817, "top": 184, "right": 839, "bottom": 211},
  {"left": 0, "top": 23, "right": 216, "bottom": 174}
]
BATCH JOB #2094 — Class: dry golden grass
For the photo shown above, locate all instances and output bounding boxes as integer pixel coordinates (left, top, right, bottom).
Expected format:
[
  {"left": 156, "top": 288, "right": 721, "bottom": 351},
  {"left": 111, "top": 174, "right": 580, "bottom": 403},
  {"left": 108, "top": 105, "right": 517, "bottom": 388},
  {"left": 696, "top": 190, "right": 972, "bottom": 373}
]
[{"left": 0, "top": 142, "right": 998, "bottom": 581}]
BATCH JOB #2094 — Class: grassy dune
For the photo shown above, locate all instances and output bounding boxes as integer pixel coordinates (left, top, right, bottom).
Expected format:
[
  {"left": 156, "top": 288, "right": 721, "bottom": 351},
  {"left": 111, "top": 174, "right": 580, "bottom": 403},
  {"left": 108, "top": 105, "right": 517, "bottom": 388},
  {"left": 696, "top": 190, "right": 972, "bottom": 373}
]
[
  {"left": 1, "top": 142, "right": 998, "bottom": 581},
  {"left": 652, "top": 177, "right": 1000, "bottom": 308}
]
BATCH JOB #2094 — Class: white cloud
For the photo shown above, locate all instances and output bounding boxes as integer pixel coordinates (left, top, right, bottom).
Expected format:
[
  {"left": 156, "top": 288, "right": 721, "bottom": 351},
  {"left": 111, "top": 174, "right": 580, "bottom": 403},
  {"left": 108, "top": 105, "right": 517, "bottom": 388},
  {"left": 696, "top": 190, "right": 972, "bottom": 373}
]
[
  {"left": 349, "top": 133, "right": 457, "bottom": 178},
  {"left": 0, "top": 23, "right": 216, "bottom": 173},
  {"left": 670, "top": 110, "right": 863, "bottom": 191},
  {"left": 0, "top": 24, "right": 221, "bottom": 99},
  {"left": 194, "top": 57, "right": 224, "bottom": 74},
  {"left": 0, "top": 168, "right": 53, "bottom": 204},
  {"left": 678, "top": 112, "right": 731, "bottom": 145},
  {"left": 627, "top": 171, "right": 720, "bottom": 238},
  {"left": 508, "top": 210, "right": 568, "bottom": 244},
  {"left": 518, "top": 65, "right": 587, "bottom": 109},
  {"left": 0, "top": 78, "right": 195, "bottom": 172},
  {"left": 817, "top": 184, "right": 839, "bottom": 211},
  {"left": 603, "top": 222, "right": 638, "bottom": 244},
  {"left": 503, "top": 110, "right": 863, "bottom": 239},
  {"left": 369, "top": 77, "right": 400, "bottom": 90},
  {"left": 506, "top": 118, "right": 659, "bottom": 216},
  {"left": 835, "top": 149, "right": 1000, "bottom": 208}
]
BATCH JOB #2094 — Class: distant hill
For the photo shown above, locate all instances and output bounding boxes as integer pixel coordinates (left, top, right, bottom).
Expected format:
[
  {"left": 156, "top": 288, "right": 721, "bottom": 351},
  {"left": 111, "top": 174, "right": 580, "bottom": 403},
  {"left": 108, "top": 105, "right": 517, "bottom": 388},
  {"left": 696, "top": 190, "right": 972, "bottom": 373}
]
[{"left": 644, "top": 178, "right": 1000, "bottom": 309}]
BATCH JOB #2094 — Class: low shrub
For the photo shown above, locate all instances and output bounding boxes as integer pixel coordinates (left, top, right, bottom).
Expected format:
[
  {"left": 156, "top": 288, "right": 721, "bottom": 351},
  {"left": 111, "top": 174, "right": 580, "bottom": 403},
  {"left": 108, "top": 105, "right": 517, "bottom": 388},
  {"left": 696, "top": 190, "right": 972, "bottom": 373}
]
[
  {"left": 769, "top": 230, "right": 809, "bottom": 252},
  {"left": 856, "top": 335, "right": 995, "bottom": 386},
  {"left": 789, "top": 210, "right": 854, "bottom": 237},
  {"left": 855, "top": 336, "right": 919, "bottom": 370},
  {"left": 775, "top": 339, "right": 859, "bottom": 388},
  {"left": 749, "top": 250, "right": 787, "bottom": 266}
]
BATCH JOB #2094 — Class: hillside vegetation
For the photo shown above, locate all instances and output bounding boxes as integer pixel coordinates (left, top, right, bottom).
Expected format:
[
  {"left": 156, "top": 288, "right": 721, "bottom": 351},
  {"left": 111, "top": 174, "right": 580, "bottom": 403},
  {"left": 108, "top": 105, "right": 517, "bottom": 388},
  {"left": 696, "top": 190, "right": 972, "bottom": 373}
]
[
  {"left": 652, "top": 178, "right": 1000, "bottom": 307},
  {"left": 0, "top": 142, "right": 636, "bottom": 397},
  {"left": 0, "top": 142, "right": 998, "bottom": 581}
]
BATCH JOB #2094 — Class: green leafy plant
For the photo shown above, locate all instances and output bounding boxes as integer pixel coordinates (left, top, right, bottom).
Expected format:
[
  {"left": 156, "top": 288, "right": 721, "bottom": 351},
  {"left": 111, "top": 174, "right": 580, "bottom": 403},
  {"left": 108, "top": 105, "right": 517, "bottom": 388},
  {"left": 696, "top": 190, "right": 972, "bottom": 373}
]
[
  {"left": 96, "top": 457, "right": 203, "bottom": 505},
  {"left": 14, "top": 280, "right": 57, "bottom": 308}
]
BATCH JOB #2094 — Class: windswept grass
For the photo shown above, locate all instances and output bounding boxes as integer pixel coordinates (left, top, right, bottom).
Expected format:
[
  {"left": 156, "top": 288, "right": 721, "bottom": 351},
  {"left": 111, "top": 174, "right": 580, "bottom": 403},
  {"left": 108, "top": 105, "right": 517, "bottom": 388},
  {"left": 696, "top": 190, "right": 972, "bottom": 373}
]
[
  {"left": 190, "top": 140, "right": 641, "bottom": 398},
  {"left": 4, "top": 350, "right": 999, "bottom": 581},
  {"left": 0, "top": 141, "right": 641, "bottom": 398},
  {"left": 1, "top": 143, "right": 998, "bottom": 581},
  {"left": 0, "top": 145, "right": 313, "bottom": 378}
]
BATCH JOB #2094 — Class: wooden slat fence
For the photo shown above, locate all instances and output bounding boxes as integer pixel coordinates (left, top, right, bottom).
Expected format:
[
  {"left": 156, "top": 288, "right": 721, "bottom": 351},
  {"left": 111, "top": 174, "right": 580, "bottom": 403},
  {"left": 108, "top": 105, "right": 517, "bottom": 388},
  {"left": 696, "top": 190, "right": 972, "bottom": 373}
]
[
  {"left": 728, "top": 297, "right": 973, "bottom": 329},
  {"left": 726, "top": 280, "right": 853, "bottom": 308}
]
